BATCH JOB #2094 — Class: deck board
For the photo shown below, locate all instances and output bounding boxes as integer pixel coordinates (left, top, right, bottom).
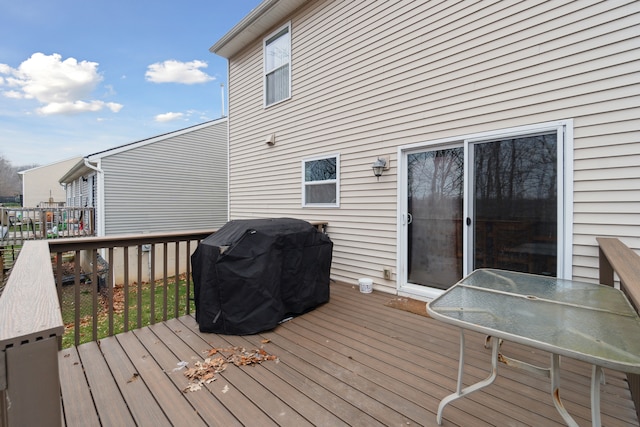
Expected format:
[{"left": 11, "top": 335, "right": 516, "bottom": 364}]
[
  {"left": 116, "top": 331, "right": 207, "bottom": 427},
  {"left": 161, "top": 318, "right": 281, "bottom": 426},
  {"left": 59, "top": 281, "right": 639, "bottom": 426},
  {"left": 98, "top": 335, "right": 172, "bottom": 426},
  {"left": 209, "top": 328, "right": 350, "bottom": 426},
  {"left": 137, "top": 324, "right": 242, "bottom": 427},
  {"left": 75, "top": 341, "right": 136, "bottom": 427},
  {"left": 58, "top": 347, "right": 101, "bottom": 427}
]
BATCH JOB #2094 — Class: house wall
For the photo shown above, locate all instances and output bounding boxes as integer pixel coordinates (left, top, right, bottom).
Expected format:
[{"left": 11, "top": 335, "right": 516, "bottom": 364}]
[
  {"left": 79, "top": 242, "right": 196, "bottom": 284},
  {"left": 21, "top": 157, "right": 82, "bottom": 207},
  {"left": 101, "top": 119, "right": 228, "bottom": 235},
  {"left": 225, "top": 0, "right": 640, "bottom": 291},
  {"left": 65, "top": 175, "right": 94, "bottom": 208}
]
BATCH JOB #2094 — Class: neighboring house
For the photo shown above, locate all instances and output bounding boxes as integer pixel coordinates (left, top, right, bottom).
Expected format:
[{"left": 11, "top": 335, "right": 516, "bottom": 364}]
[
  {"left": 59, "top": 118, "right": 228, "bottom": 237},
  {"left": 19, "top": 157, "right": 82, "bottom": 207},
  {"left": 58, "top": 118, "right": 229, "bottom": 283},
  {"left": 210, "top": 0, "right": 640, "bottom": 300}
]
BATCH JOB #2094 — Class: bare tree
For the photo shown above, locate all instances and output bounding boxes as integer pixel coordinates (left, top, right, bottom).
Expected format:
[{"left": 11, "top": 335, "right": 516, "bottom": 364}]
[{"left": 0, "top": 154, "right": 38, "bottom": 198}]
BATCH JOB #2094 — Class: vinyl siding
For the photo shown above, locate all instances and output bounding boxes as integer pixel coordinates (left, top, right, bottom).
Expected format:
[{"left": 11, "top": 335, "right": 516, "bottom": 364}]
[
  {"left": 226, "top": 0, "right": 640, "bottom": 291},
  {"left": 21, "top": 157, "right": 82, "bottom": 207},
  {"left": 101, "top": 120, "right": 228, "bottom": 235},
  {"left": 65, "top": 177, "right": 90, "bottom": 209}
]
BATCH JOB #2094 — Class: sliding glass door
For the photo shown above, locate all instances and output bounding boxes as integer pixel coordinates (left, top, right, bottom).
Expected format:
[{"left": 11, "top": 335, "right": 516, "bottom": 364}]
[
  {"left": 407, "top": 147, "right": 464, "bottom": 289},
  {"left": 470, "top": 133, "right": 557, "bottom": 276},
  {"left": 402, "top": 124, "right": 566, "bottom": 294}
]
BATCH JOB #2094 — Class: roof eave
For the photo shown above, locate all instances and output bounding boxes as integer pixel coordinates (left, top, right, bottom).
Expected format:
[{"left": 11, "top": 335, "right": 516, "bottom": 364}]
[
  {"left": 209, "top": 0, "right": 308, "bottom": 59},
  {"left": 58, "top": 159, "right": 91, "bottom": 184}
]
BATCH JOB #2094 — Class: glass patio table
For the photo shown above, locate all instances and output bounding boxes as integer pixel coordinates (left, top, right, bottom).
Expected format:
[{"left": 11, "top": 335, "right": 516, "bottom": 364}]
[{"left": 427, "top": 268, "right": 640, "bottom": 427}]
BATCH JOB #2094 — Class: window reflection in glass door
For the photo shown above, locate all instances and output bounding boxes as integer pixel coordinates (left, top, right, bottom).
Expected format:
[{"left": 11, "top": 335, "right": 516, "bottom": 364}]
[
  {"left": 471, "top": 134, "right": 557, "bottom": 276},
  {"left": 407, "top": 147, "right": 464, "bottom": 290}
]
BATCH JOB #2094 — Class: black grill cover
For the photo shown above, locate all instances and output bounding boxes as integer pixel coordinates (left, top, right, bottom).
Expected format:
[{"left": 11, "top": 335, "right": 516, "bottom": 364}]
[{"left": 191, "top": 218, "right": 333, "bottom": 335}]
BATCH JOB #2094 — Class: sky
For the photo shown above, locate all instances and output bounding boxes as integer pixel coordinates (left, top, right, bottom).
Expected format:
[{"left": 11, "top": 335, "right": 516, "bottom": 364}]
[{"left": 0, "top": 0, "right": 263, "bottom": 167}]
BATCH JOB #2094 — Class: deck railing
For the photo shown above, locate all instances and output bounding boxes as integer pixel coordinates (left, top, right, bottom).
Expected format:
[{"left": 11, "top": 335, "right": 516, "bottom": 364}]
[
  {"left": 48, "top": 229, "right": 215, "bottom": 347},
  {"left": 1, "top": 207, "right": 95, "bottom": 243},
  {"left": 597, "top": 237, "right": 640, "bottom": 421},
  {"left": 1, "top": 229, "right": 217, "bottom": 426},
  {"left": 1, "top": 207, "right": 96, "bottom": 284},
  {"left": 0, "top": 241, "right": 64, "bottom": 426}
]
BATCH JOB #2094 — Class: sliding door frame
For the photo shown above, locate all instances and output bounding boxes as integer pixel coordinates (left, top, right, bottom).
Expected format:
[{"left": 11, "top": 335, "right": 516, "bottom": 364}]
[{"left": 397, "top": 120, "right": 573, "bottom": 300}]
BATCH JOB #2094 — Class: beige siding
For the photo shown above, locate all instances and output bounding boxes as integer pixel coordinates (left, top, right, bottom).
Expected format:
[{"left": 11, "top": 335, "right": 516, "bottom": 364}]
[
  {"left": 21, "top": 157, "right": 82, "bottom": 207},
  {"left": 226, "top": 0, "right": 640, "bottom": 290}
]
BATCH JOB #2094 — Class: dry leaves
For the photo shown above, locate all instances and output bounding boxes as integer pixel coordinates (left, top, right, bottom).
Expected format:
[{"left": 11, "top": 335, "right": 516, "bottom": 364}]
[
  {"left": 182, "top": 345, "right": 278, "bottom": 393},
  {"left": 183, "top": 357, "right": 227, "bottom": 392}
]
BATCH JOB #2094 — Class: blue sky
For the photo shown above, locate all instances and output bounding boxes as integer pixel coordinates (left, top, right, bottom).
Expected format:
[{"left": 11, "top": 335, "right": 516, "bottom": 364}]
[{"left": 0, "top": 0, "right": 262, "bottom": 167}]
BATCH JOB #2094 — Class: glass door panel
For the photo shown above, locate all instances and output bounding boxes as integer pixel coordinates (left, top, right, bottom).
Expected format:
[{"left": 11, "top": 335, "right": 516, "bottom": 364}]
[
  {"left": 407, "top": 147, "right": 464, "bottom": 290},
  {"left": 472, "top": 134, "right": 557, "bottom": 276}
]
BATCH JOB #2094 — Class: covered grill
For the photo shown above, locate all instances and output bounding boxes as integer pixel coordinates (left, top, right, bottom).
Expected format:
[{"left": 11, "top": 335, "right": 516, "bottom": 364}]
[{"left": 191, "top": 218, "right": 333, "bottom": 335}]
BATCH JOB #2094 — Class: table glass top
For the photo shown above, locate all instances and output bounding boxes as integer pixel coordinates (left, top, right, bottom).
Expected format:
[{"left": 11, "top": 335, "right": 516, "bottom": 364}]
[{"left": 428, "top": 269, "right": 640, "bottom": 372}]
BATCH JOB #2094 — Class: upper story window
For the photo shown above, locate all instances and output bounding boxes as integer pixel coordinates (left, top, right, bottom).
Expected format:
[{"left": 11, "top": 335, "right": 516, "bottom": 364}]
[
  {"left": 302, "top": 154, "right": 340, "bottom": 207},
  {"left": 264, "top": 23, "right": 291, "bottom": 107}
]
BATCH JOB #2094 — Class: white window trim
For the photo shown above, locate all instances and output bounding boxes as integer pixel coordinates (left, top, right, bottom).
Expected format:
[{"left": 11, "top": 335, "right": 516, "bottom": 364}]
[
  {"left": 302, "top": 153, "right": 340, "bottom": 208},
  {"left": 263, "top": 22, "right": 292, "bottom": 108}
]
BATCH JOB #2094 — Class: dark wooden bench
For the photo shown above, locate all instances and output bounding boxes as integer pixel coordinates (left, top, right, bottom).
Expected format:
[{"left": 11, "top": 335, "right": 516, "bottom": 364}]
[{"left": 597, "top": 237, "right": 640, "bottom": 420}]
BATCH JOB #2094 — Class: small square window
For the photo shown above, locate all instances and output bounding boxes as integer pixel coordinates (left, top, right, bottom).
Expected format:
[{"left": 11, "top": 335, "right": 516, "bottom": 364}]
[
  {"left": 302, "top": 154, "right": 340, "bottom": 207},
  {"left": 264, "top": 23, "right": 291, "bottom": 107}
]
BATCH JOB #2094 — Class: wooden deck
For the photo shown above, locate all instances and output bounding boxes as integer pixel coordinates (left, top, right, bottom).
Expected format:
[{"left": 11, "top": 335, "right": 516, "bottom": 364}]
[{"left": 58, "top": 281, "right": 639, "bottom": 427}]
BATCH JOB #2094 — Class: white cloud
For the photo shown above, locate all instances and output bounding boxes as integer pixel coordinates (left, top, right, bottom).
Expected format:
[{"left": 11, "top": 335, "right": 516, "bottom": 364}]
[
  {"left": 155, "top": 112, "right": 184, "bottom": 122},
  {"left": 145, "top": 60, "right": 214, "bottom": 84},
  {"left": 4, "top": 90, "right": 22, "bottom": 99},
  {"left": 0, "top": 52, "right": 122, "bottom": 115},
  {"left": 37, "top": 101, "right": 123, "bottom": 115}
]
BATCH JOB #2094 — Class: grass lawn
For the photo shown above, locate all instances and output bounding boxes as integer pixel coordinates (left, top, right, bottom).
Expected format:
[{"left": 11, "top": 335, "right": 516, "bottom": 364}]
[{"left": 60, "top": 274, "right": 195, "bottom": 348}]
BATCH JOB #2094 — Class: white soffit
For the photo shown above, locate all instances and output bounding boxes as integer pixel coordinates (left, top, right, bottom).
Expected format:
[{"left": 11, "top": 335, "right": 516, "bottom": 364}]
[{"left": 210, "top": 0, "right": 308, "bottom": 59}]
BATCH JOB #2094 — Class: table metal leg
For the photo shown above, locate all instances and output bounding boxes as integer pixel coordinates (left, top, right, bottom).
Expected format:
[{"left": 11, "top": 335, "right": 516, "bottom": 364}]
[
  {"left": 550, "top": 353, "right": 580, "bottom": 427},
  {"left": 591, "top": 365, "right": 603, "bottom": 427},
  {"left": 436, "top": 329, "right": 499, "bottom": 425}
]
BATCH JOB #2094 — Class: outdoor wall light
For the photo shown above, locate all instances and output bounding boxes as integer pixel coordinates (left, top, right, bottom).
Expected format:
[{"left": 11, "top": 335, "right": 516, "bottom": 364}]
[{"left": 372, "top": 157, "right": 387, "bottom": 180}]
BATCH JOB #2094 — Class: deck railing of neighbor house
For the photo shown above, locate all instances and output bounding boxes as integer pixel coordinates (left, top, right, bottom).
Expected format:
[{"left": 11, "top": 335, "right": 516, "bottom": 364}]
[
  {"left": 1, "top": 207, "right": 96, "bottom": 284},
  {"left": 597, "top": 237, "right": 640, "bottom": 421},
  {"left": 0, "top": 207, "right": 95, "bottom": 243}
]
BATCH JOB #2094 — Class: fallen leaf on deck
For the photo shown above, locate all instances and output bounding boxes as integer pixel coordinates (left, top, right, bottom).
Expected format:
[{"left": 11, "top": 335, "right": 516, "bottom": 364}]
[
  {"left": 183, "top": 346, "right": 278, "bottom": 392},
  {"left": 183, "top": 383, "right": 201, "bottom": 393}
]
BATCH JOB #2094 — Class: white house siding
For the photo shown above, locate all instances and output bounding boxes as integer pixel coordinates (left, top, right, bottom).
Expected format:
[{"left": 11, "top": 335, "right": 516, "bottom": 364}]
[
  {"left": 67, "top": 179, "right": 85, "bottom": 208},
  {"left": 224, "top": 0, "right": 640, "bottom": 291},
  {"left": 101, "top": 120, "right": 228, "bottom": 235}
]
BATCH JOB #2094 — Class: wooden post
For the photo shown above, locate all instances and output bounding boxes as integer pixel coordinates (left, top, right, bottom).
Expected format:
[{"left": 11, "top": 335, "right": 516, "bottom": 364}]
[{"left": 598, "top": 245, "right": 614, "bottom": 286}]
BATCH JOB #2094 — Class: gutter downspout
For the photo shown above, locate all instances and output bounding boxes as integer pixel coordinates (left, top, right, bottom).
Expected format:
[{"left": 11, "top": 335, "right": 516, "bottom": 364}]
[{"left": 83, "top": 158, "right": 105, "bottom": 237}]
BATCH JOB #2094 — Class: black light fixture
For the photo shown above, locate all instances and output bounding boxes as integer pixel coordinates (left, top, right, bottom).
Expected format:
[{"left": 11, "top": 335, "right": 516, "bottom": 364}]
[{"left": 372, "top": 157, "right": 387, "bottom": 180}]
